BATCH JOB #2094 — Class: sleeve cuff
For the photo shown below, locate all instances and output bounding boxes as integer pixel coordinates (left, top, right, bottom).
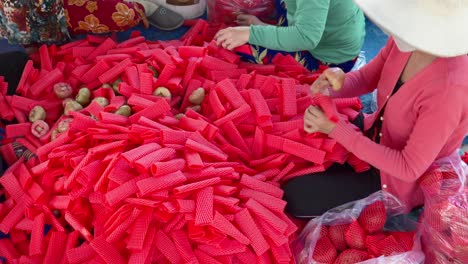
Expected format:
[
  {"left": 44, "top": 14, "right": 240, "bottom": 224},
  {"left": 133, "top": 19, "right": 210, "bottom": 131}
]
[
  {"left": 249, "top": 25, "right": 273, "bottom": 46},
  {"left": 329, "top": 82, "right": 350, "bottom": 99},
  {"left": 328, "top": 119, "right": 361, "bottom": 151},
  {"left": 248, "top": 25, "right": 261, "bottom": 46}
]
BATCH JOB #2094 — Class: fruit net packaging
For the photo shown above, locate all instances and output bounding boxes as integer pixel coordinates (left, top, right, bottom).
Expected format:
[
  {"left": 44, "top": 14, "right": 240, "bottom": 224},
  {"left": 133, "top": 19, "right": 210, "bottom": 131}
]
[
  {"left": 418, "top": 152, "right": 468, "bottom": 264},
  {"left": 293, "top": 191, "right": 425, "bottom": 264}
]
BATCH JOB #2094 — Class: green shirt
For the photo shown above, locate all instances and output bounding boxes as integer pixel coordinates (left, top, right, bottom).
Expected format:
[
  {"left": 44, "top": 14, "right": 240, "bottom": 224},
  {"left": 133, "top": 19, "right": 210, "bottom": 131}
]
[{"left": 249, "top": 0, "right": 365, "bottom": 64}]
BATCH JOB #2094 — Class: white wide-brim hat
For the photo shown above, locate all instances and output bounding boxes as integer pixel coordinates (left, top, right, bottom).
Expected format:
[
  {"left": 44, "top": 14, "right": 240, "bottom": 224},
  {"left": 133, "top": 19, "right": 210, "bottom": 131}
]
[{"left": 354, "top": 0, "right": 468, "bottom": 57}]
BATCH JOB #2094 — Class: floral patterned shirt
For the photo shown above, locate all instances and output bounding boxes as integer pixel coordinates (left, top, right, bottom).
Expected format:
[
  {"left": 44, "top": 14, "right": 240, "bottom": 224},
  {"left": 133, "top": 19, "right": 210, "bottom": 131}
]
[{"left": 0, "top": 0, "right": 69, "bottom": 45}]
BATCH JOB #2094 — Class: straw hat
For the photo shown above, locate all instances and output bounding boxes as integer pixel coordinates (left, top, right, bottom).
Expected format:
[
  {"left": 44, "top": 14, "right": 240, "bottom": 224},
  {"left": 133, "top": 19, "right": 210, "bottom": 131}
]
[{"left": 354, "top": 0, "right": 468, "bottom": 57}]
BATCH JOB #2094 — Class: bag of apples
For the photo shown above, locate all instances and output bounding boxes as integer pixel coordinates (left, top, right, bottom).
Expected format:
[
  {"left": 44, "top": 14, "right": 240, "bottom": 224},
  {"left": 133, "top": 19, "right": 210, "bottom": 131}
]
[
  {"left": 293, "top": 191, "right": 425, "bottom": 264},
  {"left": 207, "top": 0, "right": 275, "bottom": 26}
]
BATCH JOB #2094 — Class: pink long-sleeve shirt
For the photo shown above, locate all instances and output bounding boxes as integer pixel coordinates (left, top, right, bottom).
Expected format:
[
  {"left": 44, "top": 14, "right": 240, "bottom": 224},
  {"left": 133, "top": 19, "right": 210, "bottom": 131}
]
[{"left": 329, "top": 39, "right": 468, "bottom": 210}]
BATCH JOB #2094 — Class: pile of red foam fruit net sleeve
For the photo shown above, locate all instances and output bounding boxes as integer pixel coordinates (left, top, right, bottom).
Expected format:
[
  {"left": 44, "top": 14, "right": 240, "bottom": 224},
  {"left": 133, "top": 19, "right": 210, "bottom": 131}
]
[{"left": 0, "top": 20, "right": 371, "bottom": 263}]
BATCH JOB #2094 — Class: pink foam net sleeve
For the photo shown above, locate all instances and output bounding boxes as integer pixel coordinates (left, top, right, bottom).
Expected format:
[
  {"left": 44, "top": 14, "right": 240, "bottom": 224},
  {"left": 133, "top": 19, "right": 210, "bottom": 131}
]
[
  {"left": 195, "top": 187, "right": 214, "bottom": 225},
  {"left": 136, "top": 171, "right": 187, "bottom": 196},
  {"left": 234, "top": 208, "right": 270, "bottom": 256}
]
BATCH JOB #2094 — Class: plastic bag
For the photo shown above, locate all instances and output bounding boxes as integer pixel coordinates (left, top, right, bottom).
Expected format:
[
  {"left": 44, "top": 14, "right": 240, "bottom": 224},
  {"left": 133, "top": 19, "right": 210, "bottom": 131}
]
[
  {"left": 418, "top": 152, "right": 468, "bottom": 264},
  {"left": 351, "top": 51, "right": 367, "bottom": 72},
  {"left": 293, "top": 191, "right": 425, "bottom": 264},
  {"left": 461, "top": 150, "right": 468, "bottom": 164},
  {"left": 207, "top": 0, "right": 276, "bottom": 26},
  {"left": 353, "top": 51, "right": 378, "bottom": 114}
]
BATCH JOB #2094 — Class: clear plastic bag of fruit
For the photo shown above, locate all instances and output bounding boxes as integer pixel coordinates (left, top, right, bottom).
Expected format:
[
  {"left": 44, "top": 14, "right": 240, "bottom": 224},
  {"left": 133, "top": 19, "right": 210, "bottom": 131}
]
[
  {"left": 292, "top": 191, "right": 425, "bottom": 264},
  {"left": 207, "top": 0, "right": 276, "bottom": 26},
  {"left": 418, "top": 152, "right": 468, "bottom": 264}
]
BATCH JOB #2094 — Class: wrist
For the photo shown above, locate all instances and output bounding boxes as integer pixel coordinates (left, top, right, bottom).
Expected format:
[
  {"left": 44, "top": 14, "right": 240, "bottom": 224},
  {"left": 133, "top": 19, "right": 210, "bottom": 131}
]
[{"left": 325, "top": 122, "right": 336, "bottom": 134}]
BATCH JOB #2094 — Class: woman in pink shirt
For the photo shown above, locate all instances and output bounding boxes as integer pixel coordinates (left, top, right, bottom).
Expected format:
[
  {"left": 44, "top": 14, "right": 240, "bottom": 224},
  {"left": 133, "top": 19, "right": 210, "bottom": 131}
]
[{"left": 283, "top": 0, "right": 468, "bottom": 217}]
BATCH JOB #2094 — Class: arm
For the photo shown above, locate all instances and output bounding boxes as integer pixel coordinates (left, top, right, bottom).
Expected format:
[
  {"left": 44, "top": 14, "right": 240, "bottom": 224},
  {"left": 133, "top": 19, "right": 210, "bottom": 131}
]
[
  {"left": 330, "top": 38, "right": 394, "bottom": 98},
  {"left": 249, "top": 0, "right": 329, "bottom": 52},
  {"left": 329, "top": 85, "right": 463, "bottom": 182}
]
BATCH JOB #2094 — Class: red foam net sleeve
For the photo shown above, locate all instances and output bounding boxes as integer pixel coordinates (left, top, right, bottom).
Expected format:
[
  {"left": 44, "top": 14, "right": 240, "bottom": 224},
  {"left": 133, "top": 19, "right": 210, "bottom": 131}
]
[
  {"left": 133, "top": 147, "right": 176, "bottom": 172},
  {"left": 30, "top": 68, "right": 63, "bottom": 97},
  {"left": 178, "top": 46, "right": 206, "bottom": 58},
  {"left": 239, "top": 188, "right": 287, "bottom": 213},
  {"left": 194, "top": 249, "right": 223, "bottom": 264},
  {"left": 105, "top": 175, "right": 147, "bottom": 206},
  {"left": 128, "top": 98, "right": 171, "bottom": 124},
  {"left": 64, "top": 211, "right": 93, "bottom": 242},
  {"left": 214, "top": 185, "right": 238, "bottom": 196},
  {"left": 154, "top": 64, "right": 177, "bottom": 87},
  {"left": 185, "top": 150, "right": 204, "bottom": 170},
  {"left": 216, "top": 79, "right": 246, "bottom": 108},
  {"left": 106, "top": 208, "right": 142, "bottom": 243},
  {"left": 90, "top": 236, "right": 127, "bottom": 264},
  {"left": 240, "top": 174, "right": 284, "bottom": 198},
  {"left": 195, "top": 187, "right": 214, "bottom": 226},
  {"left": 221, "top": 121, "right": 250, "bottom": 154},
  {"left": 66, "top": 242, "right": 96, "bottom": 264},
  {"left": 208, "top": 89, "right": 227, "bottom": 119},
  {"left": 186, "top": 138, "right": 228, "bottom": 161},
  {"left": 43, "top": 231, "right": 68, "bottom": 264},
  {"left": 0, "top": 197, "right": 32, "bottom": 233},
  {"left": 171, "top": 230, "right": 199, "bottom": 263},
  {"left": 0, "top": 172, "right": 26, "bottom": 201},
  {"left": 272, "top": 162, "right": 296, "bottom": 182},
  {"left": 182, "top": 60, "right": 198, "bottom": 88},
  {"left": 136, "top": 171, "right": 187, "bottom": 196},
  {"left": 155, "top": 230, "right": 183, "bottom": 263},
  {"left": 39, "top": 45, "right": 52, "bottom": 72},
  {"left": 0, "top": 239, "right": 20, "bottom": 261},
  {"left": 173, "top": 177, "right": 221, "bottom": 196},
  {"left": 234, "top": 208, "right": 270, "bottom": 256},
  {"left": 117, "top": 36, "right": 145, "bottom": 48},
  {"left": 150, "top": 158, "right": 186, "bottom": 176},
  {"left": 139, "top": 72, "right": 153, "bottom": 95},
  {"left": 280, "top": 79, "right": 297, "bottom": 118},
  {"left": 87, "top": 38, "right": 116, "bottom": 60},
  {"left": 200, "top": 55, "right": 237, "bottom": 71},
  {"left": 81, "top": 60, "right": 110, "bottom": 84},
  {"left": 98, "top": 58, "right": 132, "bottom": 84},
  {"left": 245, "top": 199, "right": 288, "bottom": 234},
  {"left": 211, "top": 211, "right": 249, "bottom": 245},
  {"left": 29, "top": 213, "right": 45, "bottom": 256},
  {"left": 121, "top": 142, "right": 161, "bottom": 163},
  {"left": 312, "top": 93, "right": 339, "bottom": 122}
]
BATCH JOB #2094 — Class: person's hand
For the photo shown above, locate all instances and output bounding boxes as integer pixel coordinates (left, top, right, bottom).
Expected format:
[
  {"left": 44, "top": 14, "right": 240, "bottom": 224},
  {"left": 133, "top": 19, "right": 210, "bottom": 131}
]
[
  {"left": 236, "top": 14, "right": 265, "bottom": 26},
  {"left": 304, "top": 106, "right": 336, "bottom": 134},
  {"left": 310, "top": 67, "right": 345, "bottom": 95},
  {"left": 214, "top": 27, "right": 250, "bottom": 50}
]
